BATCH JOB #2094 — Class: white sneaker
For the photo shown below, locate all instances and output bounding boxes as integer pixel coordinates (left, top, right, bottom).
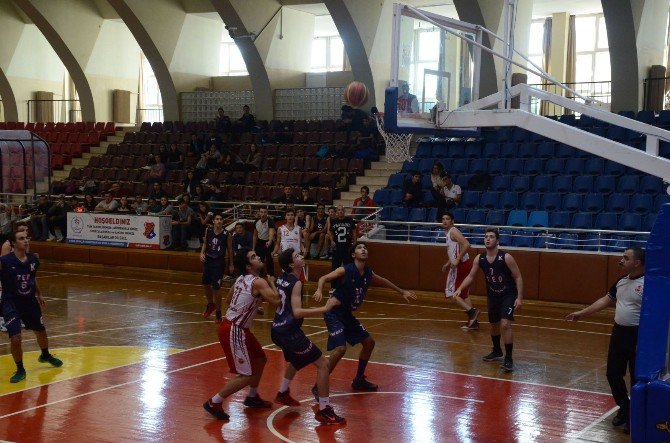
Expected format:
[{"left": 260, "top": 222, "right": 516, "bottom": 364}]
[
  {"left": 328, "top": 288, "right": 335, "bottom": 295},
  {"left": 47, "top": 235, "right": 57, "bottom": 242},
  {"left": 0, "top": 322, "right": 6, "bottom": 332}
]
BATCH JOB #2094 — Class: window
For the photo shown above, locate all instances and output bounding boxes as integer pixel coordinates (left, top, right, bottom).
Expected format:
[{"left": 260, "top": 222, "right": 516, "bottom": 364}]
[
  {"left": 408, "top": 26, "right": 440, "bottom": 112},
  {"left": 311, "top": 36, "right": 344, "bottom": 72},
  {"left": 575, "top": 14, "right": 610, "bottom": 83},
  {"left": 526, "top": 20, "right": 546, "bottom": 86},
  {"left": 141, "top": 55, "right": 163, "bottom": 123},
  {"left": 219, "top": 31, "right": 248, "bottom": 76}
]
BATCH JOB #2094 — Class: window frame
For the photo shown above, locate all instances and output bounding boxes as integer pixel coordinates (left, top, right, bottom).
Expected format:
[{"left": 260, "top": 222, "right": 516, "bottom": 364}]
[{"left": 311, "top": 35, "right": 344, "bottom": 73}]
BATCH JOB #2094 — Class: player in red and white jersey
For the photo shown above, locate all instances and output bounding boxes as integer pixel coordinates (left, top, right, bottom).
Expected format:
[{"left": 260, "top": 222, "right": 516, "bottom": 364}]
[
  {"left": 273, "top": 209, "right": 307, "bottom": 281},
  {"left": 203, "top": 248, "right": 280, "bottom": 421},
  {"left": 440, "top": 212, "right": 480, "bottom": 330}
]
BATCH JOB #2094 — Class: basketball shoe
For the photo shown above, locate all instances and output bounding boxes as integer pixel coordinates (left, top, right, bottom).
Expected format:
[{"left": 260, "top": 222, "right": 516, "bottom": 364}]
[
  {"left": 10, "top": 369, "right": 26, "bottom": 383},
  {"left": 467, "top": 308, "right": 480, "bottom": 327},
  {"left": 203, "top": 400, "right": 229, "bottom": 420},
  {"left": 500, "top": 358, "right": 514, "bottom": 373},
  {"left": 611, "top": 409, "right": 627, "bottom": 427},
  {"left": 314, "top": 405, "right": 346, "bottom": 425},
  {"left": 243, "top": 395, "right": 272, "bottom": 408},
  {"left": 311, "top": 384, "right": 319, "bottom": 401},
  {"left": 275, "top": 389, "right": 300, "bottom": 407},
  {"left": 482, "top": 349, "right": 504, "bottom": 361},
  {"left": 38, "top": 353, "right": 63, "bottom": 367},
  {"left": 203, "top": 303, "right": 216, "bottom": 318},
  {"left": 461, "top": 320, "right": 480, "bottom": 330},
  {"left": 352, "top": 376, "right": 378, "bottom": 391}
]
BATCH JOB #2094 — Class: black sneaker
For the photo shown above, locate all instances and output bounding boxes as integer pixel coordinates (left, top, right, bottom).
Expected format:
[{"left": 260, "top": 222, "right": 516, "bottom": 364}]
[
  {"left": 612, "top": 409, "right": 627, "bottom": 427},
  {"left": 38, "top": 353, "right": 63, "bottom": 367},
  {"left": 623, "top": 421, "right": 630, "bottom": 434},
  {"left": 203, "top": 400, "right": 229, "bottom": 420},
  {"left": 500, "top": 358, "right": 514, "bottom": 373},
  {"left": 482, "top": 350, "right": 504, "bottom": 362},
  {"left": 315, "top": 405, "right": 346, "bottom": 425},
  {"left": 351, "top": 376, "right": 378, "bottom": 391},
  {"left": 243, "top": 395, "right": 272, "bottom": 408},
  {"left": 311, "top": 384, "right": 319, "bottom": 402}
]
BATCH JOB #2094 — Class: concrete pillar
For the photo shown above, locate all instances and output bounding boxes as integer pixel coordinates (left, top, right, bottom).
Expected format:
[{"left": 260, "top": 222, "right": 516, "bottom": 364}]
[{"left": 0, "top": 1, "right": 24, "bottom": 122}]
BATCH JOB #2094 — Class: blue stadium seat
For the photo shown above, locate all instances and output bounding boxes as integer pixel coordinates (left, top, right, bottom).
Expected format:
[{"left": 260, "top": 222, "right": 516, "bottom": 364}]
[
  {"left": 451, "top": 208, "right": 467, "bottom": 223},
  {"left": 594, "top": 175, "right": 616, "bottom": 194},
  {"left": 617, "top": 175, "right": 639, "bottom": 194},
  {"left": 604, "top": 160, "right": 627, "bottom": 176},
  {"left": 573, "top": 175, "right": 594, "bottom": 193},
  {"left": 422, "top": 190, "right": 435, "bottom": 205},
  {"left": 562, "top": 193, "right": 583, "bottom": 212},
  {"left": 409, "top": 226, "right": 433, "bottom": 243},
  {"left": 401, "top": 159, "right": 418, "bottom": 173},
  {"left": 606, "top": 125, "right": 630, "bottom": 142},
  {"left": 464, "top": 143, "right": 482, "bottom": 159},
  {"left": 491, "top": 175, "right": 511, "bottom": 191},
  {"left": 554, "top": 144, "right": 575, "bottom": 158},
  {"left": 552, "top": 176, "right": 572, "bottom": 193},
  {"left": 523, "top": 158, "right": 543, "bottom": 175},
  {"left": 565, "top": 158, "right": 585, "bottom": 175},
  {"left": 494, "top": 128, "right": 512, "bottom": 142},
  {"left": 581, "top": 233, "right": 602, "bottom": 252},
  {"left": 558, "top": 114, "right": 577, "bottom": 125},
  {"left": 461, "top": 191, "right": 480, "bottom": 209},
  {"left": 455, "top": 174, "right": 472, "bottom": 189},
  {"left": 659, "top": 110, "right": 670, "bottom": 127},
  {"left": 498, "top": 229, "right": 513, "bottom": 246},
  {"left": 414, "top": 143, "right": 433, "bottom": 159},
  {"left": 607, "top": 193, "right": 630, "bottom": 213},
  {"left": 486, "top": 210, "right": 507, "bottom": 226},
  {"left": 619, "top": 213, "right": 642, "bottom": 231},
  {"left": 532, "top": 176, "right": 552, "bottom": 192},
  {"left": 469, "top": 158, "right": 487, "bottom": 174},
  {"left": 510, "top": 176, "right": 530, "bottom": 192},
  {"left": 447, "top": 142, "right": 465, "bottom": 158},
  {"left": 534, "top": 234, "right": 550, "bottom": 248},
  {"left": 500, "top": 142, "right": 518, "bottom": 158},
  {"left": 512, "top": 128, "right": 529, "bottom": 142},
  {"left": 556, "top": 233, "right": 580, "bottom": 249},
  {"left": 512, "top": 230, "right": 535, "bottom": 247},
  {"left": 583, "top": 193, "right": 605, "bottom": 212},
  {"left": 571, "top": 213, "right": 593, "bottom": 229},
  {"left": 488, "top": 158, "right": 506, "bottom": 175},
  {"left": 518, "top": 142, "right": 535, "bottom": 158},
  {"left": 418, "top": 159, "right": 434, "bottom": 174},
  {"left": 386, "top": 225, "right": 409, "bottom": 241},
  {"left": 636, "top": 110, "right": 656, "bottom": 125},
  {"left": 655, "top": 194, "right": 670, "bottom": 212},
  {"left": 545, "top": 158, "right": 565, "bottom": 175},
  {"left": 507, "top": 210, "right": 528, "bottom": 226},
  {"left": 388, "top": 190, "right": 404, "bottom": 206},
  {"left": 505, "top": 158, "right": 524, "bottom": 175},
  {"left": 379, "top": 206, "right": 393, "bottom": 220},
  {"left": 408, "top": 208, "right": 427, "bottom": 222},
  {"left": 521, "top": 192, "right": 542, "bottom": 211},
  {"left": 500, "top": 192, "right": 519, "bottom": 210},
  {"left": 427, "top": 207, "right": 438, "bottom": 223},
  {"left": 640, "top": 176, "right": 663, "bottom": 194},
  {"left": 466, "top": 209, "right": 487, "bottom": 225},
  {"left": 584, "top": 158, "right": 605, "bottom": 175},
  {"left": 373, "top": 189, "right": 390, "bottom": 206},
  {"left": 527, "top": 210, "right": 549, "bottom": 227},
  {"left": 541, "top": 193, "right": 562, "bottom": 211},
  {"left": 549, "top": 211, "right": 571, "bottom": 228},
  {"left": 390, "top": 207, "right": 410, "bottom": 221},
  {"left": 537, "top": 141, "right": 554, "bottom": 158},
  {"left": 618, "top": 110, "right": 635, "bottom": 119},
  {"left": 387, "top": 173, "right": 406, "bottom": 189},
  {"left": 642, "top": 213, "right": 657, "bottom": 231},
  {"left": 479, "top": 192, "right": 500, "bottom": 209},
  {"left": 595, "top": 212, "right": 618, "bottom": 230},
  {"left": 451, "top": 158, "right": 468, "bottom": 175},
  {"left": 482, "top": 143, "right": 501, "bottom": 158},
  {"left": 630, "top": 194, "right": 653, "bottom": 214},
  {"left": 431, "top": 142, "right": 448, "bottom": 158}
]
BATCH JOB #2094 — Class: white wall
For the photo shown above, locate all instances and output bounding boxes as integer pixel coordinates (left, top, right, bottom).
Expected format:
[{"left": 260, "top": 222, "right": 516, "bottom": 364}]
[{"left": 170, "top": 14, "right": 222, "bottom": 76}]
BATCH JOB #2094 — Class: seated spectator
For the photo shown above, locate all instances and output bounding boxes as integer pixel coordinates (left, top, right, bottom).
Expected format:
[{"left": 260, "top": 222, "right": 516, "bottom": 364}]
[
  {"left": 132, "top": 195, "right": 148, "bottom": 214},
  {"left": 147, "top": 197, "right": 161, "bottom": 213},
  {"left": 274, "top": 185, "right": 296, "bottom": 204},
  {"left": 148, "top": 154, "right": 166, "bottom": 183},
  {"left": 297, "top": 187, "right": 315, "bottom": 207},
  {"left": 0, "top": 203, "right": 17, "bottom": 244},
  {"left": 154, "top": 196, "right": 174, "bottom": 216},
  {"left": 70, "top": 196, "right": 82, "bottom": 213},
  {"left": 244, "top": 144, "right": 262, "bottom": 171},
  {"left": 205, "top": 144, "right": 222, "bottom": 169},
  {"left": 95, "top": 192, "right": 119, "bottom": 213},
  {"left": 219, "top": 153, "right": 234, "bottom": 171},
  {"left": 149, "top": 182, "right": 166, "bottom": 200},
  {"left": 208, "top": 181, "right": 226, "bottom": 202},
  {"left": 188, "top": 133, "right": 205, "bottom": 157},
  {"left": 182, "top": 170, "right": 199, "bottom": 197},
  {"left": 237, "top": 105, "right": 256, "bottom": 132},
  {"left": 436, "top": 172, "right": 462, "bottom": 221},
  {"left": 116, "top": 196, "right": 131, "bottom": 213},
  {"left": 80, "top": 179, "right": 98, "bottom": 195},
  {"left": 232, "top": 222, "right": 253, "bottom": 251},
  {"left": 430, "top": 162, "right": 445, "bottom": 202},
  {"left": 83, "top": 193, "right": 97, "bottom": 212},
  {"left": 351, "top": 185, "right": 375, "bottom": 216},
  {"left": 46, "top": 195, "right": 70, "bottom": 242},
  {"left": 166, "top": 143, "right": 184, "bottom": 169},
  {"left": 108, "top": 181, "right": 130, "bottom": 199},
  {"left": 214, "top": 107, "right": 231, "bottom": 133},
  {"left": 171, "top": 198, "right": 195, "bottom": 250},
  {"left": 193, "top": 184, "right": 209, "bottom": 202},
  {"left": 195, "top": 202, "right": 213, "bottom": 239},
  {"left": 398, "top": 82, "right": 420, "bottom": 115},
  {"left": 403, "top": 170, "right": 423, "bottom": 207}
]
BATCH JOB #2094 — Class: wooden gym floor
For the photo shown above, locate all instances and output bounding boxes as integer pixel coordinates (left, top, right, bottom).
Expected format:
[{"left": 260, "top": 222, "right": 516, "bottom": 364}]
[{"left": 0, "top": 261, "right": 630, "bottom": 442}]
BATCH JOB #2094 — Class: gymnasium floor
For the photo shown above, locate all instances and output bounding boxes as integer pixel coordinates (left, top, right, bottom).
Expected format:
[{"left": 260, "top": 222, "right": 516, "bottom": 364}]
[{"left": 0, "top": 261, "right": 630, "bottom": 442}]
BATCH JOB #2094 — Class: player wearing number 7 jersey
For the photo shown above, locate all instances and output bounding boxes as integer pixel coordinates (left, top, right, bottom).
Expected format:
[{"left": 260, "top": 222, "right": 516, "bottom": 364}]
[{"left": 454, "top": 228, "right": 524, "bottom": 373}]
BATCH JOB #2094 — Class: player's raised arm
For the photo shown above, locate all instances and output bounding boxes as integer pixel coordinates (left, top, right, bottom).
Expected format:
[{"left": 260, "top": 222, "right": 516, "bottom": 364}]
[
  {"left": 371, "top": 272, "right": 417, "bottom": 303},
  {"left": 292, "top": 280, "right": 339, "bottom": 318},
  {"left": 454, "top": 253, "right": 481, "bottom": 298},
  {"left": 504, "top": 253, "right": 524, "bottom": 310},
  {"left": 254, "top": 276, "right": 280, "bottom": 307},
  {"left": 314, "top": 267, "right": 346, "bottom": 301}
]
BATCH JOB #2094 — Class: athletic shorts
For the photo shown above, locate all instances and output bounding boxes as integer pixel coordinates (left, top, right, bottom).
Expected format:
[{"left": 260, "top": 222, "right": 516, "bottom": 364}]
[
  {"left": 218, "top": 320, "right": 265, "bottom": 376},
  {"left": 324, "top": 308, "right": 370, "bottom": 351},
  {"left": 202, "top": 257, "right": 225, "bottom": 290},
  {"left": 331, "top": 246, "right": 353, "bottom": 270},
  {"left": 487, "top": 293, "right": 516, "bottom": 323},
  {"left": 1, "top": 296, "right": 45, "bottom": 338},
  {"left": 271, "top": 328, "right": 322, "bottom": 371},
  {"left": 445, "top": 259, "right": 473, "bottom": 299}
]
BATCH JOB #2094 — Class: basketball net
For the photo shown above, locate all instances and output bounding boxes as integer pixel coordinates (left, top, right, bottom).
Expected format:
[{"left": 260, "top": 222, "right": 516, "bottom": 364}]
[{"left": 374, "top": 113, "right": 412, "bottom": 163}]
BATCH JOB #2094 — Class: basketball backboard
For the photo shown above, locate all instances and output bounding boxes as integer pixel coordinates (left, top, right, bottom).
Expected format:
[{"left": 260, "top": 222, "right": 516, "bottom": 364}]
[{"left": 385, "top": 3, "right": 482, "bottom": 135}]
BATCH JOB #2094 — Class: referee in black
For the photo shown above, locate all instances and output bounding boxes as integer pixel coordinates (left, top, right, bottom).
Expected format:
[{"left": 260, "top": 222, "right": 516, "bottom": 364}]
[{"left": 566, "top": 247, "right": 645, "bottom": 435}]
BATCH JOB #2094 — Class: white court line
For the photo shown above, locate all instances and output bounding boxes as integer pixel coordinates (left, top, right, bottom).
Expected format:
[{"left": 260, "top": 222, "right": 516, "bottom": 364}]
[
  {"left": 569, "top": 406, "right": 618, "bottom": 441},
  {"left": 265, "top": 391, "right": 484, "bottom": 443}
]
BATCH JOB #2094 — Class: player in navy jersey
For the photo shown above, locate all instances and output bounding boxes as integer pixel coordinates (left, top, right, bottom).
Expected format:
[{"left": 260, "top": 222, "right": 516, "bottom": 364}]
[
  {"left": 455, "top": 228, "right": 524, "bottom": 372},
  {"left": 313, "top": 242, "right": 416, "bottom": 392},
  {"left": 305, "top": 204, "right": 329, "bottom": 259},
  {"left": 200, "top": 214, "right": 232, "bottom": 322},
  {"left": 1, "top": 230, "right": 62, "bottom": 383},
  {"left": 271, "top": 248, "right": 344, "bottom": 424}
]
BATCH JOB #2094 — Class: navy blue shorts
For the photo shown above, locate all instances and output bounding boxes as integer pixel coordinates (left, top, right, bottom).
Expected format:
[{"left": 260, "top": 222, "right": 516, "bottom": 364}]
[
  {"left": 271, "top": 329, "right": 322, "bottom": 371},
  {"left": 324, "top": 308, "right": 370, "bottom": 351},
  {"left": 1, "top": 296, "right": 45, "bottom": 338},
  {"left": 202, "top": 258, "right": 225, "bottom": 290},
  {"left": 487, "top": 293, "right": 516, "bottom": 323}
]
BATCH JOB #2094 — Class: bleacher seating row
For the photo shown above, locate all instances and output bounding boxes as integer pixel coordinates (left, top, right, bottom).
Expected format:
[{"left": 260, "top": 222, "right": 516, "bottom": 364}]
[
  {"left": 0, "top": 121, "right": 115, "bottom": 135},
  {"left": 137, "top": 119, "right": 360, "bottom": 134}
]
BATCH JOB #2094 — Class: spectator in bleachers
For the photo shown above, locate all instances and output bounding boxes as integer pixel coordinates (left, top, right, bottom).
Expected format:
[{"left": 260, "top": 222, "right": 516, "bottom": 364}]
[
  {"left": 80, "top": 179, "right": 98, "bottom": 195},
  {"left": 154, "top": 196, "right": 174, "bottom": 216},
  {"left": 430, "top": 162, "right": 445, "bottom": 202},
  {"left": 94, "top": 192, "right": 119, "bottom": 213},
  {"left": 171, "top": 198, "right": 195, "bottom": 251},
  {"left": 398, "top": 82, "right": 420, "bottom": 114},
  {"left": 0, "top": 203, "right": 17, "bottom": 244},
  {"left": 132, "top": 195, "right": 148, "bottom": 214},
  {"left": 116, "top": 196, "right": 131, "bottom": 213},
  {"left": 193, "top": 184, "right": 208, "bottom": 202},
  {"left": 69, "top": 196, "right": 82, "bottom": 213},
  {"left": 298, "top": 187, "right": 315, "bottom": 207},
  {"left": 243, "top": 144, "right": 262, "bottom": 171},
  {"left": 403, "top": 171, "right": 423, "bottom": 207},
  {"left": 188, "top": 133, "right": 205, "bottom": 157},
  {"left": 46, "top": 195, "right": 70, "bottom": 242},
  {"left": 206, "top": 132, "right": 223, "bottom": 151},
  {"left": 182, "top": 170, "right": 198, "bottom": 197},
  {"left": 436, "top": 172, "right": 462, "bottom": 221},
  {"left": 351, "top": 186, "right": 375, "bottom": 216},
  {"left": 237, "top": 105, "right": 255, "bottom": 132},
  {"left": 166, "top": 143, "right": 184, "bottom": 170},
  {"left": 108, "top": 182, "right": 129, "bottom": 199},
  {"left": 147, "top": 197, "right": 161, "bottom": 214},
  {"left": 232, "top": 222, "right": 253, "bottom": 251},
  {"left": 195, "top": 202, "right": 213, "bottom": 239},
  {"left": 214, "top": 107, "right": 231, "bottom": 133},
  {"left": 306, "top": 204, "right": 329, "bottom": 259},
  {"left": 149, "top": 182, "right": 166, "bottom": 200},
  {"left": 219, "top": 153, "right": 234, "bottom": 172},
  {"left": 83, "top": 193, "right": 97, "bottom": 212},
  {"left": 208, "top": 181, "right": 226, "bottom": 202},
  {"left": 148, "top": 154, "right": 167, "bottom": 183},
  {"left": 205, "top": 144, "right": 222, "bottom": 170},
  {"left": 274, "top": 185, "right": 297, "bottom": 205}
]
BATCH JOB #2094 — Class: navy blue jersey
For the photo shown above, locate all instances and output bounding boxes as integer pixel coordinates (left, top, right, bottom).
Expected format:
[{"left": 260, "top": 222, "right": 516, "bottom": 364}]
[
  {"left": 479, "top": 250, "right": 517, "bottom": 298},
  {"left": 314, "top": 214, "right": 328, "bottom": 232},
  {"left": 297, "top": 218, "right": 307, "bottom": 229},
  {"left": 330, "top": 217, "right": 356, "bottom": 248},
  {"left": 333, "top": 262, "right": 373, "bottom": 311},
  {"left": 205, "top": 227, "right": 229, "bottom": 259},
  {"left": 0, "top": 253, "right": 40, "bottom": 300},
  {"left": 272, "top": 272, "right": 302, "bottom": 333}
]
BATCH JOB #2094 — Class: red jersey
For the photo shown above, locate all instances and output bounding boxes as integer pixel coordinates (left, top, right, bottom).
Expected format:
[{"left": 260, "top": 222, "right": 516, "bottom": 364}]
[{"left": 225, "top": 274, "right": 261, "bottom": 329}]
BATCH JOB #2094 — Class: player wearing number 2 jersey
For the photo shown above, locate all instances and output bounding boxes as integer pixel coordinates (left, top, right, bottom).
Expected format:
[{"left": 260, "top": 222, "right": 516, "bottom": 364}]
[
  {"left": 271, "top": 248, "right": 344, "bottom": 425},
  {"left": 327, "top": 206, "right": 356, "bottom": 271},
  {"left": 454, "top": 228, "right": 524, "bottom": 373}
]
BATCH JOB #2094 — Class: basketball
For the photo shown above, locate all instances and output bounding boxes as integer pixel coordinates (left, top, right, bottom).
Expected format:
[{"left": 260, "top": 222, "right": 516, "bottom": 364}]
[{"left": 344, "top": 81, "right": 369, "bottom": 108}]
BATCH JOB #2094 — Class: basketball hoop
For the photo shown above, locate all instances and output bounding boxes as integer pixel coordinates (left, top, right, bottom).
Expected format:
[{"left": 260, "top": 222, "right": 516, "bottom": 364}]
[{"left": 374, "top": 113, "right": 412, "bottom": 163}]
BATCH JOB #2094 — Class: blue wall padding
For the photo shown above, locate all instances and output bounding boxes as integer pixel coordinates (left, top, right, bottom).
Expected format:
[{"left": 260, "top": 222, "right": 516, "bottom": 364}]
[
  {"left": 631, "top": 382, "right": 647, "bottom": 443},
  {"left": 635, "top": 204, "right": 670, "bottom": 382},
  {"left": 644, "top": 381, "right": 670, "bottom": 442}
]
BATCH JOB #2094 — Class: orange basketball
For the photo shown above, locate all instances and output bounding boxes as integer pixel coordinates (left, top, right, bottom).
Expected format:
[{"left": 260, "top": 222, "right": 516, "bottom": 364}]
[{"left": 344, "top": 81, "right": 369, "bottom": 108}]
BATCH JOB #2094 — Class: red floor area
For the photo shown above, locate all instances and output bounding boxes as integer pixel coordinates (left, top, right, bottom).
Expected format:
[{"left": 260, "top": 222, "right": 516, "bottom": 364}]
[{"left": 0, "top": 343, "right": 614, "bottom": 442}]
